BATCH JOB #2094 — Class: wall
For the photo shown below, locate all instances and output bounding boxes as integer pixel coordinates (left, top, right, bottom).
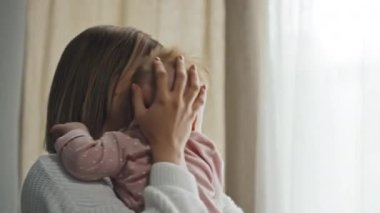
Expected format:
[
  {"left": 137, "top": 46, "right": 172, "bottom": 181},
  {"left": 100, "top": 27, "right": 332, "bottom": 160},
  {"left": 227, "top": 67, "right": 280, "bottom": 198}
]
[{"left": 0, "top": 0, "right": 26, "bottom": 212}]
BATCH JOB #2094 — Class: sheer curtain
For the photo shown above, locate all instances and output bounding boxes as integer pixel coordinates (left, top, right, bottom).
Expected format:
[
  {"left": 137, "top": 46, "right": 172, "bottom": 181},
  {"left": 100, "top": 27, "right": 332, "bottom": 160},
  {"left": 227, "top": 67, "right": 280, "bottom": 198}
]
[{"left": 226, "top": 0, "right": 380, "bottom": 212}]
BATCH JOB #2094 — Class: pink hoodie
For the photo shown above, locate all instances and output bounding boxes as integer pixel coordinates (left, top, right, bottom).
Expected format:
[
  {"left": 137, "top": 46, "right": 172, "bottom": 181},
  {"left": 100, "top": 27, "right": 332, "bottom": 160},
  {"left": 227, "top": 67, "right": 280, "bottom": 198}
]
[{"left": 54, "top": 122, "right": 223, "bottom": 212}]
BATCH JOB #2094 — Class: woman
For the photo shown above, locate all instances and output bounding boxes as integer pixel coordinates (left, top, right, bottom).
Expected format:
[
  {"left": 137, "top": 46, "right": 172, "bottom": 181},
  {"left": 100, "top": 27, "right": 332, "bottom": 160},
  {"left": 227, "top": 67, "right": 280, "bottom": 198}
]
[{"left": 21, "top": 26, "right": 242, "bottom": 213}]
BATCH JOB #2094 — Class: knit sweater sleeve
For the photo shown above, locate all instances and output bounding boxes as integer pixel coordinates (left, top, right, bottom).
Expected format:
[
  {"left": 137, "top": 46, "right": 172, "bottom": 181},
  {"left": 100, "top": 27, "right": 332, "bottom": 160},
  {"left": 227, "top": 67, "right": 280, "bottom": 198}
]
[
  {"left": 220, "top": 193, "right": 244, "bottom": 213},
  {"left": 144, "top": 162, "right": 208, "bottom": 213},
  {"left": 21, "top": 155, "right": 208, "bottom": 213}
]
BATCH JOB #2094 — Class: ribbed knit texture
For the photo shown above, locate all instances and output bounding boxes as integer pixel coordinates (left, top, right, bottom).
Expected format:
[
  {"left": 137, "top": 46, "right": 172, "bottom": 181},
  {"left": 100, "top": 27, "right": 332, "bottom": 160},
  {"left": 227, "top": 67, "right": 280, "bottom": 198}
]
[
  {"left": 21, "top": 155, "right": 207, "bottom": 213},
  {"left": 21, "top": 155, "right": 131, "bottom": 213},
  {"left": 21, "top": 155, "right": 243, "bottom": 213}
]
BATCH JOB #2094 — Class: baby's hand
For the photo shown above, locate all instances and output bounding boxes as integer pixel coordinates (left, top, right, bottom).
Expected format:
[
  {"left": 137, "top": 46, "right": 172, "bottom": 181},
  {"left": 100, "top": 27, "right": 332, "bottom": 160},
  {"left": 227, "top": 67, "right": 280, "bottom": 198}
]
[{"left": 51, "top": 122, "right": 88, "bottom": 138}]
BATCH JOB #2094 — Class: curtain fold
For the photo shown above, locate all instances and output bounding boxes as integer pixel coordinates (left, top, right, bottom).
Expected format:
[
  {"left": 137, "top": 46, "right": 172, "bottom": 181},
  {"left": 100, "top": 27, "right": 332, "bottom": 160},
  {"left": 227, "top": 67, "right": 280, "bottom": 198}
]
[
  {"left": 21, "top": 0, "right": 225, "bottom": 179},
  {"left": 225, "top": 0, "right": 380, "bottom": 212},
  {"left": 225, "top": 0, "right": 264, "bottom": 211}
]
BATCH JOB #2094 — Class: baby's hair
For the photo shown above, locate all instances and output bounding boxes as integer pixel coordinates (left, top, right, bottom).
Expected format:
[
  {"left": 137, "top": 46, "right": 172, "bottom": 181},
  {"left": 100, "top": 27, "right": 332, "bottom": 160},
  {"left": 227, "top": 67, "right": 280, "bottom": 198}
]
[{"left": 131, "top": 48, "right": 209, "bottom": 88}]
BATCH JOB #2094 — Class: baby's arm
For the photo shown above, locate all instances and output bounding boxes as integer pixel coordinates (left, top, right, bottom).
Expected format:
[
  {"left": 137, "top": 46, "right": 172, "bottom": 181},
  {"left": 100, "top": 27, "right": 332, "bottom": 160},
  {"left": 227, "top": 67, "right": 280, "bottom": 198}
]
[{"left": 52, "top": 122, "right": 139, "bottom": 181}]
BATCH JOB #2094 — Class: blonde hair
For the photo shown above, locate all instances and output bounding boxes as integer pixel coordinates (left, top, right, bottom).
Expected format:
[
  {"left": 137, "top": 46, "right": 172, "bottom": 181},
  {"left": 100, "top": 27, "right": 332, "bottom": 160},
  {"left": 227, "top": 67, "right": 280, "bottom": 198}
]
[
  {"left": 46, "top": 26, "right": 162, "bottom": 153},
  {"left": 132, "top": 47, "right": 209, "bottom": 91}
]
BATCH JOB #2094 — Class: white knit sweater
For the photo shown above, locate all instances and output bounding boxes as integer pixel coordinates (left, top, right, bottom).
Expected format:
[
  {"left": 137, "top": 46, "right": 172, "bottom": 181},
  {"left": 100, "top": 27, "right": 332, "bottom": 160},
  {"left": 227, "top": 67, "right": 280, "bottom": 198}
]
[{"left": 21, "top": 155, "right": 243, "bottom": 213}]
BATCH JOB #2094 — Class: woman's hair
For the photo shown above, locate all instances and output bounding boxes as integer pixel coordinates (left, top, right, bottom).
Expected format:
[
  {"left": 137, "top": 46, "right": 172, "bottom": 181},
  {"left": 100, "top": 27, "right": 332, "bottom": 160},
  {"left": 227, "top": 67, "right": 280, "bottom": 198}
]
[{"left": 45, "top": 25, "right": 162, "bottom": 153}]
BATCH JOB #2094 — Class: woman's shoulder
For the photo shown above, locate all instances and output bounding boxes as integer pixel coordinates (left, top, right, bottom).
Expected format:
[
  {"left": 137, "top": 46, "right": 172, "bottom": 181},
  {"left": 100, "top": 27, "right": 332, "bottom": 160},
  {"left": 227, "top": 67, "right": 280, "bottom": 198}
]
[{"left": 21, "top": 154, "right": 131, "bottom": 213}]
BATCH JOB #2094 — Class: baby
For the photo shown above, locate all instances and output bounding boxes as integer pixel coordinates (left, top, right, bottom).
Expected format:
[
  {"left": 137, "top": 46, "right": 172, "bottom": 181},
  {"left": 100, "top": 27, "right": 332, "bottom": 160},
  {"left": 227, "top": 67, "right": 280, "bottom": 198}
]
[{"left": 52, "top": 48, "right": 223, "bottom": 212}]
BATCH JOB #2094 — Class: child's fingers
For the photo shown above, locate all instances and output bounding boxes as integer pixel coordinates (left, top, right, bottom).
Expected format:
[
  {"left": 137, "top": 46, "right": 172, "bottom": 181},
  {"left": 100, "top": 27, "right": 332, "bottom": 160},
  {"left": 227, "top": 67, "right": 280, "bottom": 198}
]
[
  {"left": 50, "top": 124, "right": 61, "bottom": 133},
  {"left": 132, "top": 84, "right": 146, "bottom": 119},
  {"left": 50, "top": 124, "right": 66, "bottom": 137},
  {"left": 192, "top": 85, "right": 206, "bottom": 113}
]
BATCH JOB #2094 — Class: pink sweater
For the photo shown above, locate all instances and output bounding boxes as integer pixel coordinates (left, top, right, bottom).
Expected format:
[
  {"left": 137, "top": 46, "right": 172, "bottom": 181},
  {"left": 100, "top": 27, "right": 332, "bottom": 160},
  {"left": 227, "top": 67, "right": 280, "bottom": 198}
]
[{"left": 54, "top": 122, "right": 223, "bottom": 212}]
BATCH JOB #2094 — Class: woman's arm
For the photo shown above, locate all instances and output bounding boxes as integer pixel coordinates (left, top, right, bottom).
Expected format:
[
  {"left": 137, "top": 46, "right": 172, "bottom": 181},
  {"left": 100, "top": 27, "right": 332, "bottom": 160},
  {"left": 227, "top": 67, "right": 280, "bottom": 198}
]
[
  {"left": 131, "top": 56, "right": 209, "bottom": 212},
  {"left": 221, "top": 193, "right": 244, "bottom": 213},
  {"left": 143, "top": 162, "right": 207, "bottom": 213}
]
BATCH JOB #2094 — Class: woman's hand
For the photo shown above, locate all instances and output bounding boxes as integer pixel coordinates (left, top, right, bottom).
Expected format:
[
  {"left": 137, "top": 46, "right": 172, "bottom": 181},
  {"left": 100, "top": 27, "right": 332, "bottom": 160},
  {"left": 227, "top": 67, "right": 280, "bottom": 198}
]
[{"left": 132, "top": 56, "right": 206, "bottom": 165}]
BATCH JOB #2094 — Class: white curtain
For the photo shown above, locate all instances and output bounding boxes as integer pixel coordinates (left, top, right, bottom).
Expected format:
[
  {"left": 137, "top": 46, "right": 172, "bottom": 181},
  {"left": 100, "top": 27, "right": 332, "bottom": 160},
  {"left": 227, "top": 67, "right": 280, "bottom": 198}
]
[
  {"left": 226, "top": 0, "right": 380, "bottom": 212},
  {"left": 254, "top": 0, "right": 380, "bottom": 212}
]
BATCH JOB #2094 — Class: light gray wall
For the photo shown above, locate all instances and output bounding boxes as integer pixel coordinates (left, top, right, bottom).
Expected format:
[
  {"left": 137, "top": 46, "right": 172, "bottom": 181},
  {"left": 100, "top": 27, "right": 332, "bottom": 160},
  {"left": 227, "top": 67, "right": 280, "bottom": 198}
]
[{"left": 0, "top": 0, "right": 26, "bottom": 212}]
